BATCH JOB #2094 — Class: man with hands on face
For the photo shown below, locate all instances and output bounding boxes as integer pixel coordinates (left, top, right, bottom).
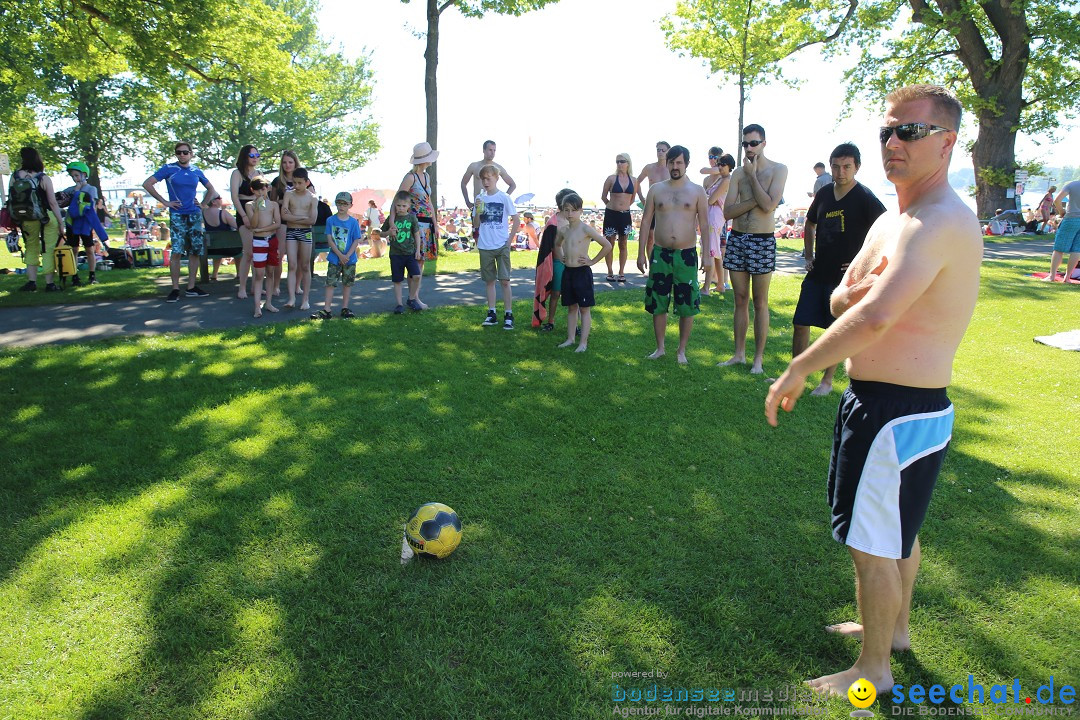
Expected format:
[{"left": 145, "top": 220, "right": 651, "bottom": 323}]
[{"left": 720, "top": 124, "right": 789, "bottom": 375}]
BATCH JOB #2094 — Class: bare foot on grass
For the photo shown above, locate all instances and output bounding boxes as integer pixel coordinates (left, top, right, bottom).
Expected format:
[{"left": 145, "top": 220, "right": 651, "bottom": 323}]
[
  {"left": 646, "top": 349, "right": 666, "bottom": 360},
  {"left": 825, "top": 622, "right": 911, "bottom": 651},
  {"left": 558, "top": 339, "right": 575, "bottom": 348},
  {"left": 810, "top": 382, "right": 833, "bottom": 396},
  {"left": 677, "top": 352, "right": 688, "bottom": 365},
  {"left": 750, "top": 360, "right": 764, "bottom": 374},
  {"left": 575, "top": 344, "right": 587, "bottom": 353},
  {"left": 808, "top": 666, "right": 893, "bottom": 700},
  {"left": 719, "top": 356, "right": 745, "bottom": 367}
]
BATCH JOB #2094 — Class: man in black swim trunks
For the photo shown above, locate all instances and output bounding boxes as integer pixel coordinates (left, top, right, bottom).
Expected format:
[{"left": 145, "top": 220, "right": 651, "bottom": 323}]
[{"left": 766, "top": 84, "right": 983, "bottom": 697}]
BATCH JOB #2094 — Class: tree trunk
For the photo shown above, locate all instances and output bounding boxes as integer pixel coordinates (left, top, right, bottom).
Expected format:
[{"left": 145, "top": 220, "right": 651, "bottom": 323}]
[
  {"left": 75, "top": 79, "right": 103, "bottom": 191},
  {"left": 736, "top": 0, "right": 751, "bottom": 165},
  {"left": 971, "top": 112, "right": 1019, "bottom": 218},
  {"left": 936, "top": 0, "right": 1028, "bottom": 218},
  {"left": 425, "top": 0, "right": 440, "bottom": 205},
  {"left": 737, "top": 72, "right": 745, "bottom": 165}
]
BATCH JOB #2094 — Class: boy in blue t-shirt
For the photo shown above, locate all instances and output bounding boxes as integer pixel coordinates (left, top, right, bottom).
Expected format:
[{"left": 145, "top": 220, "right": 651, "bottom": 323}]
[{"left": 314, "top": 192, "right": 362, "bottom": 320}]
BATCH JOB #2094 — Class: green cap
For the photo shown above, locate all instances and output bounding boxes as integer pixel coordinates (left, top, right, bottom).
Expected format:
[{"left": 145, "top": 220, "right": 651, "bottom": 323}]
[
  {"left": 334, "top": 192, "right": 353, "bottom": 206},
  {"left": 66, "top": 161, "right": 90, "bottom": 176}
]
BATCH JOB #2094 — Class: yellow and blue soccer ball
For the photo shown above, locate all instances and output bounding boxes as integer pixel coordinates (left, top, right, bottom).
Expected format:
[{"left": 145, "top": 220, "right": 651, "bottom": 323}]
[{"left": 405, "top": 502, "right": 462, "bottom": 559}]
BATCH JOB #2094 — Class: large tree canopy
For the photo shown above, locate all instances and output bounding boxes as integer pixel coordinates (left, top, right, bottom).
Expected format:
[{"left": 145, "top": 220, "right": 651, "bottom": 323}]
[
  {"left": 156, "top": 0, "right": 379, "bottom": 173},
  {"left": 662, "top": 0, "right": 857, "bottom": 162},
  {"left": 1, "top": 0, "right": 377, "bottom": 186},
  {"left": 832, "top": 0, "right": 1080, "bottom": 215}
]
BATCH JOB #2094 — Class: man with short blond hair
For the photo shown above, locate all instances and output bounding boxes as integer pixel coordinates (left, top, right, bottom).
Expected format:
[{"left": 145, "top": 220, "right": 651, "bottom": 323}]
[{"left": 766, "top": 84, "right": 982, "bottom": 697}]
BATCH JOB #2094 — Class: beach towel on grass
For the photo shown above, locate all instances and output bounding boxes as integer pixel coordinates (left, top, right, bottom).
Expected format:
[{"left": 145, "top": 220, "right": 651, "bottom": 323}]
[
  {"left": 1034, "top": 330, "right": 1080, "bottom": 351},
  {"left": 532, "top": 224, "right": 557, "bottom": 327},
  {"left": 1029, "top": 272, "right": 1080, "bottom": 284}
]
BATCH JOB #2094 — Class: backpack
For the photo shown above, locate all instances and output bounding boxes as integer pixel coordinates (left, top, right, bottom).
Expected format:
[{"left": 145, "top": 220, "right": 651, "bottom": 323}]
[{"left": 8, "top": 172, "right": 49, "bottom": 224}]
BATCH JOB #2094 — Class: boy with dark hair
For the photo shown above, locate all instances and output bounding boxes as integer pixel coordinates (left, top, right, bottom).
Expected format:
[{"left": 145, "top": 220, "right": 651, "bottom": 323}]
[
  {"left": 532, "top": 187, "right": 576, "bottom": 331},
  {"left": 387, "top": 190, "right": 423, "bottom": 313},
  {"left": 554, "top": 193, "right": 611, "bottom": 352},
  {"left": 280, "top": 167, "right": 318, "bottom": 310},
  {"left": 245, "top": 177, "right": 281, "bottom": 318}
]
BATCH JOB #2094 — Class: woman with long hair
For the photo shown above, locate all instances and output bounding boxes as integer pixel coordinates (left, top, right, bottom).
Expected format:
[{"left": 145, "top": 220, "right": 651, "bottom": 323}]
[
  {"left": 702, "top": 149, "right": 735, "bottom": 297},
  {"left": 388, "top": 142, "right": 440, "bottom": 310},
  {"left": 229, "top": 144, "right": 264, "bottom": 299},
  {"left": 600, "top": 153, "right": 635, "bottom": 282},
  {"left": 271, "top": 150, "right": 312, "bottom": 304},
  {"left": 12, "top": 147, "right": 66, "bottom": 292}
]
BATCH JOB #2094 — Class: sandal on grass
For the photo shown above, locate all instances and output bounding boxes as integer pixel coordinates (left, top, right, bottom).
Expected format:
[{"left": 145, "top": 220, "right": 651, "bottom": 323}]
[
  {"left": 340, "top": 308, "right": 355, "bottom": 319},
  {"left": 311, "top": 309, "right": 332, "bottom": 320}
]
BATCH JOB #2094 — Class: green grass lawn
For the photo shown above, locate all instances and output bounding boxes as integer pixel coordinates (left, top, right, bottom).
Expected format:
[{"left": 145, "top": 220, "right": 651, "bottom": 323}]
[{"left": 0, "top": 258, "right": 1076, "bottom": 719}]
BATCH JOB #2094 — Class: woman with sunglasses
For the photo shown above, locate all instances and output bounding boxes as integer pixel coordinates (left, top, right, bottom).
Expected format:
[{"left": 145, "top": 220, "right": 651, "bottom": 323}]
[
  {"left": 388, "top": 142, "right": 440, "bottom": 310},
  {"left": 600, "top": 154, "right": 635, "bottom": 283},
  {"left": 702, "top": 149, "right": 735, "bottom": 298},
  {"left": 230, "top": 145, "right": 265, "bottom": 299}
]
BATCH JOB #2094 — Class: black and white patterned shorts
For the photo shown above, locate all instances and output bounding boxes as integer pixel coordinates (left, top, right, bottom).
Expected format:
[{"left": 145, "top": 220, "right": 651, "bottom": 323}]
[{"left": 723, "top": 232, "right": 776, "bottom": 275}]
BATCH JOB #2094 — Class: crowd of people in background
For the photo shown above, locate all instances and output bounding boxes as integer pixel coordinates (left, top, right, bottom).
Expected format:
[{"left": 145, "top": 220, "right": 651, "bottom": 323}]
[{"left": 4, "top": 116, "right": 1076, "bottom": 312}]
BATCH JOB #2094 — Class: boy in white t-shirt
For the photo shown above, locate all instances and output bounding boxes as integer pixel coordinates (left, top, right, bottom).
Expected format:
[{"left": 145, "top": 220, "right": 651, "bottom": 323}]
[{"left": 473, "top": 164, "right": 520, "bottom": 329}]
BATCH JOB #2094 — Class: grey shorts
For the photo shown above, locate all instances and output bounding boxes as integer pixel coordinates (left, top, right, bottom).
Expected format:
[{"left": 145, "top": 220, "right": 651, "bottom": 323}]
[{"left": 479, "top": 245, "right": 511, "bottom": 282}]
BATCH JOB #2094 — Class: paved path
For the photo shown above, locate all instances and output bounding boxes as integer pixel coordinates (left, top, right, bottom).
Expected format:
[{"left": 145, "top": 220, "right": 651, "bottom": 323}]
[{"left": 0, "top": 240, "right": 1052, "bottom": 348}]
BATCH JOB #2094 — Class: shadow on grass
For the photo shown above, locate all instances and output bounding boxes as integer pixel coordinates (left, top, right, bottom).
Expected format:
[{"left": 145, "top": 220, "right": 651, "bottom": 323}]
[{"left": 0, "top": 284, "right": 1075, "bottom": 718}]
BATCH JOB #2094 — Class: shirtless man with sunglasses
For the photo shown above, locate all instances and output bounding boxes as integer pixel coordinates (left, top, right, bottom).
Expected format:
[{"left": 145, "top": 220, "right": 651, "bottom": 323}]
[
  {"left": 766, "top": 85, "right": 982, "bottom": 698},
  {"left": 720, "top": 123, "right": 788, "bottom": 374}
]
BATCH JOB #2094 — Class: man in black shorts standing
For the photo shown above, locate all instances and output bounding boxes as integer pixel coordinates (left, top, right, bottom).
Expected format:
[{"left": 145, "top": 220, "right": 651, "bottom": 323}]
[
  {"left": 792, "top": 143, "right": 886, "bottom": 396},
  {"left": 766, "top": 85, "right": 983, "bottom": 696},
  {"left": 721, "top": 124, "right": 788, "bottom": 374}
]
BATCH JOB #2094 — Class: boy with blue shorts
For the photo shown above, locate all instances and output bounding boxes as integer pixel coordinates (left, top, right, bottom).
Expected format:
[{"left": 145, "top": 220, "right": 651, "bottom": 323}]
[{"left": 387, "top": 190, "right": 423, "bottom": 313}]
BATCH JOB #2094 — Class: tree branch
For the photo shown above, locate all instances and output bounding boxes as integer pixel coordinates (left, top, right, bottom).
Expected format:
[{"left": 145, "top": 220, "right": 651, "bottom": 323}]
[
  {"left": 792, "top": 0, "right": 859, "bottom": 52},
  {"left": 438, "top": 0, "right": 455, "bottom": 13},
  {"left": 1023, "top": 76, "right": 1080, "bottom": 109},
  {"left": 923, "top": 0, "right": 992, "bottom": 87}
]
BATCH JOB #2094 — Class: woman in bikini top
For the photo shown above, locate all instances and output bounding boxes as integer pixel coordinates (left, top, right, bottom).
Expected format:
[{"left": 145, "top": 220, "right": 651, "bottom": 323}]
[{"left": 229, "top": 144, "right": 264, "bottom": 298}]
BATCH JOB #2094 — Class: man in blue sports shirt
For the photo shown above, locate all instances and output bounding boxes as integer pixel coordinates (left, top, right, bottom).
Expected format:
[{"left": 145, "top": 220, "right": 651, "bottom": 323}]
[{"left": 142, "top": 141, "right": 219, "bottom": 302}]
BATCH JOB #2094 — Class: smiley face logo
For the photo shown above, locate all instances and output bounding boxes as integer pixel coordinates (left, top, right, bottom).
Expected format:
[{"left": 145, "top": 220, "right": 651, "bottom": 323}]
[{"left": 847, "top": 678, "right": 877, "bottom": 708}]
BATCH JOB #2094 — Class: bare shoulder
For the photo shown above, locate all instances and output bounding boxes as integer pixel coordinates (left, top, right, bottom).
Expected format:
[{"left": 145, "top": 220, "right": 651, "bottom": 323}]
[{"left": 907, "top": 189, "right": 982, "bottom": 258}]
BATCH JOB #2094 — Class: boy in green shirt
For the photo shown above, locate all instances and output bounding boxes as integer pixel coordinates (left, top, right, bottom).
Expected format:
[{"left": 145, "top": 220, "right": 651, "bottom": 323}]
[{"left": 387, "top": 190, "right": 423, "bottom": 313}]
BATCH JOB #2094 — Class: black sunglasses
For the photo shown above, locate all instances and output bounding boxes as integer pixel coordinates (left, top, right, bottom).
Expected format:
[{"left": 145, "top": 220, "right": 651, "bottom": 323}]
[
  {"left": 176, "top": 150, "right": 191, "bottom": 155},
  {"left": 741, "top": 140, "right": 763, "bottom": 148},
  {"left": 879, "top": 123, "right": 950, "bottom": 144},
  {"left": 616, "top": 159, "right": 628, "bottom": 163}
]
